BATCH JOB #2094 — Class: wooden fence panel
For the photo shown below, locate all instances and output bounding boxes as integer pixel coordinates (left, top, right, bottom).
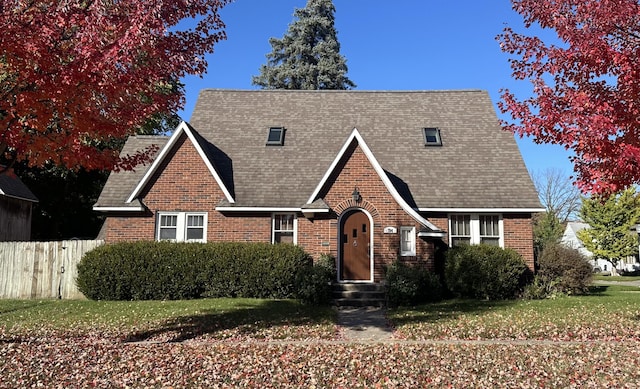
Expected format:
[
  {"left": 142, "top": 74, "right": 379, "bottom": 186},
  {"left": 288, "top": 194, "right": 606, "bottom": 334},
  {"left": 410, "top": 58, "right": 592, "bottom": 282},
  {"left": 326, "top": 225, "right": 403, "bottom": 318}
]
[{"left": 0, "top": 240, "right": 104, "bottom": 299}]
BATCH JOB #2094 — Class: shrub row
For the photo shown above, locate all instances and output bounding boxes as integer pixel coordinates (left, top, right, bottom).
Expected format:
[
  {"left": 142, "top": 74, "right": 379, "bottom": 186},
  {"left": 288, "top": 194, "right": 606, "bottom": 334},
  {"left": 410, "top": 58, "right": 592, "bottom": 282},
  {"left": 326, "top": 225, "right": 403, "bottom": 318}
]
[{"left": 77, "top": 241, "right": 333, "bottom": 302}]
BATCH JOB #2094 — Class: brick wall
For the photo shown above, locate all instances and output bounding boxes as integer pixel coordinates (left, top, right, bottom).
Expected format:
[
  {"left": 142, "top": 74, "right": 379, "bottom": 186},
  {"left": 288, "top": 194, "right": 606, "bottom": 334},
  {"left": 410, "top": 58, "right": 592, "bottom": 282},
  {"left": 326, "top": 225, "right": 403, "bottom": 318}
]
[{"left": 503, "top": 214, "right": 535, "bottom": 270}]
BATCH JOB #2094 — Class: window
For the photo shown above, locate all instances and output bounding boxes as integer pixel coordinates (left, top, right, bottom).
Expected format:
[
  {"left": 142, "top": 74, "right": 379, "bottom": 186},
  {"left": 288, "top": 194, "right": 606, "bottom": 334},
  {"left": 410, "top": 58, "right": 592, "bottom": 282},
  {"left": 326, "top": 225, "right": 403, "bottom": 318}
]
[
  {"left": 266, "top": 127, "right": 285, "bottom": 146},
  {"left": 479, "top": 215, "right": 500, "bottom": 246},
  {"left": 273, "top": 213, "right": 296, "bottom": 244},
  {"left": 400, "top": 226, "right": 416, "bottom": 256},
  {"left": 449, "top": 214, "right": 503, "bottom": 247},
  {"left": 157, "top": 212, "right": 207, "bottom": 242},
  {"left": 450, "top": 214, "right": 471, "bottom": 246},
  {"left": 422, "top": 127, "right": 442, "bottom": 146}
]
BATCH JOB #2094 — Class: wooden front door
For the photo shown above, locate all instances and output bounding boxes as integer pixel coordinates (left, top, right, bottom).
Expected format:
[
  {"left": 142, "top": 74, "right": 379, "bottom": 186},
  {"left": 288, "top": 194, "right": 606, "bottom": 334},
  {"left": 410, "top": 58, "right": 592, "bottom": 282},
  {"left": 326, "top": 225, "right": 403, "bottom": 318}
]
[{"left": 341, "top": 211, "right": 371, "bottom": 281}]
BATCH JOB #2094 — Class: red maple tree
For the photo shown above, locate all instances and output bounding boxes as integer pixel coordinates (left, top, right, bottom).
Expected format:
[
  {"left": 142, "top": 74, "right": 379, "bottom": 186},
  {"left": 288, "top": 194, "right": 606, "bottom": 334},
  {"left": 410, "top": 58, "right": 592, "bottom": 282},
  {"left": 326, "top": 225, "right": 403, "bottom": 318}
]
[
  {"left": 498, "top": 0, "right": 640, "bottom": 195},
  {"left": 0, "top": 0, "right": 229, "bottom": 171}
]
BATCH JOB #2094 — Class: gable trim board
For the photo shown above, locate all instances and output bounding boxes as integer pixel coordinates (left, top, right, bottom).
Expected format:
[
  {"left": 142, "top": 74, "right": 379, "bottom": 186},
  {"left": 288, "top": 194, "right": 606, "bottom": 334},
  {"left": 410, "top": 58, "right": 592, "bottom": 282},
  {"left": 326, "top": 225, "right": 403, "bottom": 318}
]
[{"left": 126, "top": 121, "right": 235, "bottom": 205}]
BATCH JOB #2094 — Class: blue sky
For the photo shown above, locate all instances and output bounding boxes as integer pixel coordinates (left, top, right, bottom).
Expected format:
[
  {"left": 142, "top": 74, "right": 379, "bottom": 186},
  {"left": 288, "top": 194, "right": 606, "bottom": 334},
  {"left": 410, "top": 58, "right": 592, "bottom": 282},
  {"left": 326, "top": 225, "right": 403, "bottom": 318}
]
[{"left": 178, "top": 0, "right": 575, "bottom": 178}]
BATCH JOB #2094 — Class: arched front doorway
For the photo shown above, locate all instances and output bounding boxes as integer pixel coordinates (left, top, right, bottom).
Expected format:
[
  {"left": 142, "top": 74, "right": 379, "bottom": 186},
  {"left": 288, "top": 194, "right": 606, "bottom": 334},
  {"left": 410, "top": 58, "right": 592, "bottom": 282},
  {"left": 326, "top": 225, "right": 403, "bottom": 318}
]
[{"left": 339, "top": 210, "right": 372, "bottom": 281}]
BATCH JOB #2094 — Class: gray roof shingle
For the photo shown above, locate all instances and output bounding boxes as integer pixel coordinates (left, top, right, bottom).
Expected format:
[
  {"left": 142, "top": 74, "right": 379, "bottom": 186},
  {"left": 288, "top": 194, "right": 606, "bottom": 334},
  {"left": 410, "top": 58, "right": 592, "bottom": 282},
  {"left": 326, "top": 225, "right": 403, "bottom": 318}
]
[
  {"left": 94, "top": 136, "right": 168, "bottom": 209},
  {"left": 0, "top": 170, "right": 38, "bottom": 202},
  {"left": 97, "top": 89, "right": 542, "bottom": 210}
]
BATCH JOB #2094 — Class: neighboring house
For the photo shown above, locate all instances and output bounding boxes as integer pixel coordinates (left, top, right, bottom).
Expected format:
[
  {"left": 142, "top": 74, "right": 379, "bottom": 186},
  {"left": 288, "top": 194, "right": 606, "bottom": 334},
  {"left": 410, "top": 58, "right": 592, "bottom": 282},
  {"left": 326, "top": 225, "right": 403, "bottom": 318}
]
[
  {"left": 561, "top": 221, "right": 640, "bottom": 272},
  {"left": 0, "top": 168, "right": 38, "bottom": 241},
  {"left": 94, "top": 89, "right": 543, "bottom": 283}
]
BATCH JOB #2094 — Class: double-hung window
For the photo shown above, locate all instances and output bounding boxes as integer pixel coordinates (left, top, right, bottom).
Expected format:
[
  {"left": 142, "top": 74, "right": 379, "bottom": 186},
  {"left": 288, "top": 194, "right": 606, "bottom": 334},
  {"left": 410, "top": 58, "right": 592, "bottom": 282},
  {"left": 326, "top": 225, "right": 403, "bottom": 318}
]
[
  {"left": 400, "top": 226, "right": 416, "bottom": 256},
  {"left": 449, "top": 214, "right": 503, "bottom": 247},
  {"left": 479, "top": 215, "right": 500, "bottom": 246},
  {"left": 156, "top": 212, "right": 207, "bottom": 242},
  {"left": 272, "top": 213, "right": 296, "bottom": 244},
  {"left": 450, "top": 214, "right": 472, "bottom": 246}
]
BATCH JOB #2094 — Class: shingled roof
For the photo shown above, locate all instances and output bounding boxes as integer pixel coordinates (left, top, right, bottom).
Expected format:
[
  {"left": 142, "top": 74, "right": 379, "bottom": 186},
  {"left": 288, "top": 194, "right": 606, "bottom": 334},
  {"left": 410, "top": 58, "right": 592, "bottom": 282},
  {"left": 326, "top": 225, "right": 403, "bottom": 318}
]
[
  {"left": 94, "top": 135, "right": 168, "bottom": 210},
  {"left": 0, "top": 169, "right": 38, "bottom": 202},
  {"left": 96, "top": 89, "right": 542, "bottom": 211}
]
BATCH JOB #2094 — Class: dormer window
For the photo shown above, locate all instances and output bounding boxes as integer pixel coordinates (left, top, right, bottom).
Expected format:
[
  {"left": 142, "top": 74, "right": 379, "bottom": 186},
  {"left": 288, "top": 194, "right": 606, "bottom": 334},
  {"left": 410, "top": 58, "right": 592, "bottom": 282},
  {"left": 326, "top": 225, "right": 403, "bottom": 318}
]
[
  {"left": 266, "top": 127, "right": 285, "bottom": 146},
  {"left": 423, "top": 127, "right": 442, "bottom": 146}
]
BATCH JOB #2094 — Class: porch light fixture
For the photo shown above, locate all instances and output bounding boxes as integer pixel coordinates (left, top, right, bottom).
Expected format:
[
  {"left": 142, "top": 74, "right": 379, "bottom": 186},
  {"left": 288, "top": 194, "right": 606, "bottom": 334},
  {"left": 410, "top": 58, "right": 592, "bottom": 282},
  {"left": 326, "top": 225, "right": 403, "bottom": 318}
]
[{"left": 352, "top": 187, "right": 362, "bottom": 203}]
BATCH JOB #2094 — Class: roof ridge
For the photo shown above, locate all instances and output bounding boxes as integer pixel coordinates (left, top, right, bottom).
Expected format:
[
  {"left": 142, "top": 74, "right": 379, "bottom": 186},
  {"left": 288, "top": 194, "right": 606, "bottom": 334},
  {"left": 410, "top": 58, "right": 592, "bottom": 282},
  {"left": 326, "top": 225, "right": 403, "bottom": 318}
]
[{"left": 198, "top": 89, "right": 485, "bottom": 94}]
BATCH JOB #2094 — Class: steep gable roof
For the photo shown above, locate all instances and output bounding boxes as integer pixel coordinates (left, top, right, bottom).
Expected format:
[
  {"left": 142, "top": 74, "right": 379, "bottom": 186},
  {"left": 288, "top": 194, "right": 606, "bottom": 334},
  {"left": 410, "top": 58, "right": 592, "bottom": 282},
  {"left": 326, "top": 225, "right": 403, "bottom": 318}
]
[
  {"left": 94, "top": 135, "right": 169, "bottom": 211},
  {"left": 0, "top": 169, "right": 38, "bottom": 203},
  {"left": 97, "top": 89, "right": 542, "bottom": 212},
  {"left": 188, "top": 89, "right": 541, "bottom": 210},
  {"left": 126, "top": 122, "right": 235, "bottom": 204},
  {"left": 309, "top": 127, "right": 441, "bottom": 231}
]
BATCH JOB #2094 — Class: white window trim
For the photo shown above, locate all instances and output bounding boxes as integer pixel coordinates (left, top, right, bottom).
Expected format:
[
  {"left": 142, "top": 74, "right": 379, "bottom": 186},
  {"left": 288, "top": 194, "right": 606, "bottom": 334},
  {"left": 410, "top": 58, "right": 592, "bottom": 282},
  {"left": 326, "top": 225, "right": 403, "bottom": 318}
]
[
  {"left": 448, "top": 213, "right": 504, "bottom": 248},
  {"left": 400, "top": 226, "right": 416, "bottom": 256},
  {"left": 156, "top": 212, "right": 207, "bottom": 243},
  {"left": 271, "top": 213, "right": 297, "bottom": 244}
]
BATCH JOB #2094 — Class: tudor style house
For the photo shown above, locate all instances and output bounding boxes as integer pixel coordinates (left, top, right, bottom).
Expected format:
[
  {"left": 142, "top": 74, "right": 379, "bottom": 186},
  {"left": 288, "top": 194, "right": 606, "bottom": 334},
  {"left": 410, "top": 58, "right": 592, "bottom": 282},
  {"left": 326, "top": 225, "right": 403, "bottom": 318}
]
[{"left": 94, "top": 89, "right": 543, "bottom": 282}]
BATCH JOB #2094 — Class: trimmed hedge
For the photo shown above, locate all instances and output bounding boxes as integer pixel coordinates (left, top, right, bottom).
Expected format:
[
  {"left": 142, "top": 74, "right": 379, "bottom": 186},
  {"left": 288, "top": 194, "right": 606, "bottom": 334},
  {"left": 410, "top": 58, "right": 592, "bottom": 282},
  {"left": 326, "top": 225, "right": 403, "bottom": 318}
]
[
  {"left": 77, "top": 241, "right": 313, "bottom": 301},
  {"left": 444, "top": 244, "right": 531, "bottom": 300},
  {"left": 385, "top": 261, "right": 443, "bottom": 306}
]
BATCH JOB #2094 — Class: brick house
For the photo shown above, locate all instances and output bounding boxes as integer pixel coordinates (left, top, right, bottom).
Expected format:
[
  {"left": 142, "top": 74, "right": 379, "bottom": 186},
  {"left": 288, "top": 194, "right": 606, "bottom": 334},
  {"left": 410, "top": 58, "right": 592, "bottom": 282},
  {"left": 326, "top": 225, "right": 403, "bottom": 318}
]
[{"left": 94, "top": 89, "right": 543, "bottom": 282}]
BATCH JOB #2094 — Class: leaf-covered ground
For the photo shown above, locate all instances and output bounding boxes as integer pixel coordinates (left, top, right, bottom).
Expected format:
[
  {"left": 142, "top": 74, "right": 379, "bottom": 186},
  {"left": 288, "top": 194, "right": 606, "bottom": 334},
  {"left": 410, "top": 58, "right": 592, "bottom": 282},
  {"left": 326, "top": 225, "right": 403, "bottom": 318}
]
[
  {"left": 2, "top": 287, "right": 640, "bottom": 387},
  {"left": 2, "top": 335, "right": 640, "bottom": 388}
]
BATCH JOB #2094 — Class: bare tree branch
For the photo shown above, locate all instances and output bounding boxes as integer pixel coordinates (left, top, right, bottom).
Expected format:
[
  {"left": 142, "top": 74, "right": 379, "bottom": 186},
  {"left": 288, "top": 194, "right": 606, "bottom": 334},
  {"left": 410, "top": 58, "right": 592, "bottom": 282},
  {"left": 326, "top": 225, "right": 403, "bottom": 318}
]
[{"left": 531, "top": 168, "right": 582, "bottom": 223}]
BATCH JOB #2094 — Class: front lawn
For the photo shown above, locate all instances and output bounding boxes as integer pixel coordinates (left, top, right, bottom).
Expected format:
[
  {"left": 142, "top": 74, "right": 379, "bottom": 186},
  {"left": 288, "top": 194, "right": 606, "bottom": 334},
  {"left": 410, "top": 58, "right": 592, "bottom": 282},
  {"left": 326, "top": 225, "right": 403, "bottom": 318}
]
[
  {"left": 0, "top": 298, "right": 336, "bottom": 342},
  {"left": 2, "top": 287, "right": 640, "bottom": 387},
  {"left": 390, "top": 285, "right": 640, "bottom": 341},
  {"left": 593, "top": 274, "right": 640, "bottom": 281}
]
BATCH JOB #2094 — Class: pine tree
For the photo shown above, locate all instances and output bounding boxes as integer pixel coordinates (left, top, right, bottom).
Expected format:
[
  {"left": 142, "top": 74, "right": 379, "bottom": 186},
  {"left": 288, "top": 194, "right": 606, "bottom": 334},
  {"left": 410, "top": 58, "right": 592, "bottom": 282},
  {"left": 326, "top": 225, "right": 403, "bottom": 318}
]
[
  {"left": 252, "top": 0, "right": 355, "bottom": 90},
  {"left": 577, "top": 188, "right": 640, "bottom": 275}
]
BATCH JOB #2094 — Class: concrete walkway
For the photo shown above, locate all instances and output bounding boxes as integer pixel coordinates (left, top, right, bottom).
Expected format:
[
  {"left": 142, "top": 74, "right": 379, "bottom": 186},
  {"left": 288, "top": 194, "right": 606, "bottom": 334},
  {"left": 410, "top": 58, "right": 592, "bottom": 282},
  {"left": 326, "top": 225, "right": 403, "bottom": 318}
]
[{"left": 336, "top": 307, "right": 393, "bottom": 341}]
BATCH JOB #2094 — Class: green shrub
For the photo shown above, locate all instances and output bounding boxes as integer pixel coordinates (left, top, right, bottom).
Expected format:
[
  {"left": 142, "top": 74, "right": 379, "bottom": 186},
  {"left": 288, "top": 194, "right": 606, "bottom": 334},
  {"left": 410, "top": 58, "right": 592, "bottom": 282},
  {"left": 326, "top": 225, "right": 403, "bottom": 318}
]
[
  {"left": 296, "top": 254, "right": 336, "bottom": 305},
  {"left": 525, "top": 243, "right": 592, "bottom": 299},
  {"left": 444, "top": 244, "right": 531, "bottom": 300},
  {"left": 77, "top": 241, "right": 205, "bottom": 300},
  {"left": 77, "top": 241, "right": 312, "bottom": 301},
  {"left": 385, "top": 261, "right": 443, "bottom": 306}
]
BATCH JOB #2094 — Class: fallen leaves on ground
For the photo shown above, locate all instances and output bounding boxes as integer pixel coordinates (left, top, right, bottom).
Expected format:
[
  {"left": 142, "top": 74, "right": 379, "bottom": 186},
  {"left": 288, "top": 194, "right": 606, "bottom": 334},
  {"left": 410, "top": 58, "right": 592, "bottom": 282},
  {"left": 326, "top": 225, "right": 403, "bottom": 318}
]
[{"left": 2, "top": 334, "right": 640, "bottom": 388}]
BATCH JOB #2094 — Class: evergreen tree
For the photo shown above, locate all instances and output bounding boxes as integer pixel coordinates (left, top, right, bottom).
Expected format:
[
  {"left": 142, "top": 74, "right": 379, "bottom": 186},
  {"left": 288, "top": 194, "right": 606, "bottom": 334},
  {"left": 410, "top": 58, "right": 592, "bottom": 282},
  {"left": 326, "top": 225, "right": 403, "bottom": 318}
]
[
  {"left": 533, "top": 211, "right": 564, "bottom": 258},
  {"left": 577, "top": 188, "right": 640, "bottom": 275},
  {"left": 252, "top": 0, "right": 355, "bottom": 90}
]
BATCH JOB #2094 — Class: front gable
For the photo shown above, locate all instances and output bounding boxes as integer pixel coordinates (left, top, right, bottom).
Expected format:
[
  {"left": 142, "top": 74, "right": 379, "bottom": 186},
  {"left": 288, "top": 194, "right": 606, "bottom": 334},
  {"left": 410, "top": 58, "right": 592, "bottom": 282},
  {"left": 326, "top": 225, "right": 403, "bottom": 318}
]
[
  {"left": 308, "top": 128, "right": 443, "bottom": 235},
  {"left": 127, "top": 121, "right": 235, "bottom": 205}
]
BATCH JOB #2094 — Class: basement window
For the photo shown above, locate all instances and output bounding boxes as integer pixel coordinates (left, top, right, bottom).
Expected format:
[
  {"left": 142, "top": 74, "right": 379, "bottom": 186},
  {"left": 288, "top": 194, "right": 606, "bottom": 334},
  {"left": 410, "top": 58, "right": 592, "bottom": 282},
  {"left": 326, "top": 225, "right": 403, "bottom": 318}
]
[
  {"left": 266, "top": 127, "right": 285, "bottom": 146},
  {"left": 423, "top": 127, "right": 442, "bottom": 146}
]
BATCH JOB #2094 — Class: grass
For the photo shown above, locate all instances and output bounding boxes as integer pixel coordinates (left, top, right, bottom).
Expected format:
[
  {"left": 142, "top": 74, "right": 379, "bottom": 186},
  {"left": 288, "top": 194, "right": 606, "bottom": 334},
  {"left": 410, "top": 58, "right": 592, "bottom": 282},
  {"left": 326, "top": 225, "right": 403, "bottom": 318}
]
[
  {"left": 0, "top": 298, "right": 337, "bottom": 341},
  {"left": 2, "top": 288, "right": 640, "bottom": 387},
  {"left": 389, "top": 285, "right": 640, "bottom": 340},
  {"left": 593, "top": 274, "right": 640, "bottom": 281}
]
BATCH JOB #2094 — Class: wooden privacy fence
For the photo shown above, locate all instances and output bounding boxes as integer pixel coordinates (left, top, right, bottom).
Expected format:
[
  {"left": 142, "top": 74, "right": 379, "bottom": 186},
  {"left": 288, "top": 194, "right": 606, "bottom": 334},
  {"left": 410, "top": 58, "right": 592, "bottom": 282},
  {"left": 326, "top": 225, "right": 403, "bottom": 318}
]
[{"left": 0, "top": 240, "right": 104, "bottom": 299}]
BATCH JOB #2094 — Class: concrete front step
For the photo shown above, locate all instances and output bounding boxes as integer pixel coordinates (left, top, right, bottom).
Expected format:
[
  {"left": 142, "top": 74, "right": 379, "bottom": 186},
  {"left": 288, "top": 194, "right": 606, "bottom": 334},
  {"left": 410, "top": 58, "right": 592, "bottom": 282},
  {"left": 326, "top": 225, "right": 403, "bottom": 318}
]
[{"left": 332, "top": 282, "right": 386, "bottom": 307}]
